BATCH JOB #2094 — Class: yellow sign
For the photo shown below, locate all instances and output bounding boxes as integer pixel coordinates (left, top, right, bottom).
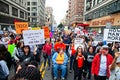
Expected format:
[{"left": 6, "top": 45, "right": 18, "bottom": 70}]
[
  {"left": 15, "top": 22, "right": 28, "bottom": 34},
  {"left": 32, "top": 27, "right": 41, "bottom": 30}
]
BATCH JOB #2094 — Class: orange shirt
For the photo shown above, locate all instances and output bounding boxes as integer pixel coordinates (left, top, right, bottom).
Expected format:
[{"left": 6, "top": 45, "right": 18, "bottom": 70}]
[{"left": 54, "top": 42, "right": 66, "bottom": 51}]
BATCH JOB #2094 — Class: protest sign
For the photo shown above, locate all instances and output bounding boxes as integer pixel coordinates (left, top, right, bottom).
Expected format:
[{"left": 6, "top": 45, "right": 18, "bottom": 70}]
[
  {"left": 8, "top": 44, "right": 16, "bottom": 56},
  {"left": 23, "top": 30, "right": 45, "bottom": 45},
  {"left": 15, "top": 22, "right": 28, "bottom": 34},
  {"left": 74, "top": 38, "right": 84, "bottom": 50},
  {"left": 43, "top": 26, "right": 50, "bottom": 38},
  {"left": 0, "top": 30, "right": 3, "bottom": 34},
  {"left": 104, "top": 29, "right": 120, "bottom": 42}
]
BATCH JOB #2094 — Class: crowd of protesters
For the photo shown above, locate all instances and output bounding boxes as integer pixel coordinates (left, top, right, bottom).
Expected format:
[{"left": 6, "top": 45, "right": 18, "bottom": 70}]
[{"left": 0, "top": 28, "right": 120, "bottom": 80}]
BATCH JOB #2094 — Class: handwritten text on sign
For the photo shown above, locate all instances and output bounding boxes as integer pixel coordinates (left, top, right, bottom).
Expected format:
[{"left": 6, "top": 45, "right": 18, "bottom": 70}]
[
  {"left": 23, "top": 30, "right": 45, "bottom": 45},
  {"left": 104, "top": 29, "right": 120, "bottom": 42}
]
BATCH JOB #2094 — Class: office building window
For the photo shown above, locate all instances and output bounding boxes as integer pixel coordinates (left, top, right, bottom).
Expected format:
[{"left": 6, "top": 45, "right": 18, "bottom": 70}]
[
  {"left": 32, "top": 2, "right": 37, "bottom": 6},
  {"left": 20, "top": 11, "right": 24, "bottom": 18},
  {"left": 32, "top": 7, "right": 37, "bottom": 11},
  {"left": 32, "top": 18, "right": 37, "bottom": 22},
  {"left": 12, "top": 7, "right": 18, "bottom": 17},
  {"left": 0, "top": 1, "right": 9, "bottom": 14},
  {"left": 27, "top": 2, "right": 30, "bottom": 5},
  {"left": 27, "top": 7, "right": 30, "bottom": 11},
  {"left": 32, "top": 13, "right": 37, "bottom": 16},
  {"left": 25, "top": 13, "right": 28, "bottom": 19}
]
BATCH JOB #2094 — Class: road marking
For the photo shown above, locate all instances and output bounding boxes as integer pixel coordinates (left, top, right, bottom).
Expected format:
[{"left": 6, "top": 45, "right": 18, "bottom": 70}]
[{"left": 39, "top": 61, "right": 48, "bottom": 79}]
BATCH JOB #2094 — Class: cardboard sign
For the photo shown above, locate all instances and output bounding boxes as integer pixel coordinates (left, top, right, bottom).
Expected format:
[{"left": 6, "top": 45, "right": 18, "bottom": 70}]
[
  {"left": 43, "top": 26, "right": 50, "bottom": 38},
  {"left": 15, "top": 22, "right": 28, "bottom": 34},
  {"left": 8, "top": 44, "right": 16, "bottom": 56},
  {"left": 23, "top": 30, "right": 45, "bottom": 45},
  {"left": 74, "top": 38, "right": 84, "bottom": 50},
  {"left": 104, "top": 29, "right": 120, "bottom": 42}
]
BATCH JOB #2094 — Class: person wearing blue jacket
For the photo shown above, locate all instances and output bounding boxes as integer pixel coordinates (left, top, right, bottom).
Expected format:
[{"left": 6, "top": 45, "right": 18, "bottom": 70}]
[{"left": 52, "top": 48, "right": 68, "bottom": 80}]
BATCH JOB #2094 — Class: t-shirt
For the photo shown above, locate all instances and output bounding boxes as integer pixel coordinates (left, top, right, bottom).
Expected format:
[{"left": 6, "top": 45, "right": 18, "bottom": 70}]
[
  {"left": 98, "top": 55, "right": 107, "bottom": 76},
  {"left": 109, "top": 66, "right": 120, "bottom": 80},
  {"left": 56, "top": 53, "right": 64, "bottom": 64},
  {"left": 77, "top": 57, "right": 84, "bottom": 68}
]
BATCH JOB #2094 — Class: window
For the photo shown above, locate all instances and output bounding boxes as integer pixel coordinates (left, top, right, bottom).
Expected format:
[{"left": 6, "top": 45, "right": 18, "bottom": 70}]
[
  {"left": 32, "top": 13, "right": 37, "bottom": 16},
  {"left": 0, "top": 1, "right": 9, "bottom": 14},
  {"left": 32, "top": 2, "right": 37, "bottom": 6},
  {"left": 32, "top": 18, "right": 37, "bottom": 22},
  {"left": 27, "top": 7, "right": 30, "bottom": 11},
  {"left": 20, "top": 11, "right": 24, "bottom": 18},
  {"left": 27, "top": 2, "right": 30, "bottom": 5},
  {"left": 25, "top": 13, "right": 28, "bottom": 19},
  {"left": 12, "top": 7, "right": 18, "bottom": 17},
  {"left": 32, "top": 7, "right": 37, "bottom": 11}
]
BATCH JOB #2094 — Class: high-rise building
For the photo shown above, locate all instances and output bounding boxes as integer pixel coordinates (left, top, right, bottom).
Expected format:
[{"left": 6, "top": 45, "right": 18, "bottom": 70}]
[
  {"left": 0, "top": 0, "right": 28, "bottom": 29},
  {"left": 68, "top": 0, "right": 84, "bottom": 26},
  {"left": 84, "top": 0, "right": 120, "bottom": 33},
  {"left": 27, "top": 0, "right": 46, "bottom": 27},
  {"left": 45, "top": 7, "right": 53, "bottom": 26}
]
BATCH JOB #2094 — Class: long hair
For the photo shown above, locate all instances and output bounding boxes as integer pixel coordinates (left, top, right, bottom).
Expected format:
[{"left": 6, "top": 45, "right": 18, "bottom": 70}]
[
  {"left": 23, "top": 45, "right": 31, "bottom": 55},
  {"left": 87, "top": 46, "right": 95, "bottom": 53},
  {"left": 0, "top": 44, "right": 7, "bottom": 60},
  {"left": 76, "top": 46, "right": 84, "bottom": 55}
]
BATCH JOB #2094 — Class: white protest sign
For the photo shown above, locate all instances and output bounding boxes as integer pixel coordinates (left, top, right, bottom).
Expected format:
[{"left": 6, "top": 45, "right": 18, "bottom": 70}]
[
  {"left": 23, "top": 30, "right": 45, "bottom": 45},
  {"left": 74, "top": 38, "right": 84, "bottom": 50},
  {"left": 104, "top": 29, "right": 120, "bottom": 42}
]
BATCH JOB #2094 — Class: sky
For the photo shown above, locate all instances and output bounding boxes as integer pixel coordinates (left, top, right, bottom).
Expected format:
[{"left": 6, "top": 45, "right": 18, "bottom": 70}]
[{"left": 46, "top": 0, "right": 69, "bottom": 24}]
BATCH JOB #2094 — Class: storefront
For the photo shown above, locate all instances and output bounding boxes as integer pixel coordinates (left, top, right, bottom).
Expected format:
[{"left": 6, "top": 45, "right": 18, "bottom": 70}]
[{"left": 85, "top": 13, "right": 120, "bottom": 33}]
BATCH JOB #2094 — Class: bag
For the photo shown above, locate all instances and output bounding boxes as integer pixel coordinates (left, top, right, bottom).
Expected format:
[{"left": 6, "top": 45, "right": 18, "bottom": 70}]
[{"left": 43, "top": 52, "right": 48, "bottom": 58}]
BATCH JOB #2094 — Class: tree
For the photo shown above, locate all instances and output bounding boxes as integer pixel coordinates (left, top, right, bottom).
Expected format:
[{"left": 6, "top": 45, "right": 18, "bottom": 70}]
[{"left": 57, "top": 23, "right": 64, "bottom": 29}]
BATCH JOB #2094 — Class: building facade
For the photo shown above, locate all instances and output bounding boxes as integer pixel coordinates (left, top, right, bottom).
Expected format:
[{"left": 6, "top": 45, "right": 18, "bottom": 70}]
[
  {"left": 45, "top": 7, "right": 53, "bottom": 26},
  {"left": 0, "top": 0, "right": 28, "bottom": 30},
  {"left": 68, "top": 0, "right": 84, "bottom": 26},
  {"left": 84, "top": 0, "right": 120, "bottom": 33},
  {"left": 27, "top": 0, "right": 46, "bottom": 27}
]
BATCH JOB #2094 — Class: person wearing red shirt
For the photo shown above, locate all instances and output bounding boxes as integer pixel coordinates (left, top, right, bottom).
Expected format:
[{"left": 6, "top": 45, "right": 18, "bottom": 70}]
[
  {"left": 42, "top": 38, "right": 52, "bottom": 69},
  {"left": 54, "top": 38, "right": 66, "bottom": 52},
  {"left": 69, "top": 39, "right": 76, "bottom": 72},
  {"left": 73, "top": 46, "right": 85, "bottom": 80},
  {"left": 92, "top": 45, "right": 113, "bottom": 80}
]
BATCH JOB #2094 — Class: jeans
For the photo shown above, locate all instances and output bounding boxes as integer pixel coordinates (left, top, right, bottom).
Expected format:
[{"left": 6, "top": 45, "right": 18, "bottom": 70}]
[
  {"left": 44, "top": 55, "right": 51, "bottom": 67},
  {"left": 69, "top": 55, "right": 74, "bottom": 70},
  {"left": 53, "top": 64, "right": 67, "bottom": 78}
]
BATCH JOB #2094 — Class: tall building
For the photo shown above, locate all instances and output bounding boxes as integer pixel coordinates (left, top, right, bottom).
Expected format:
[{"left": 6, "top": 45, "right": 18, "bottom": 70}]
[
  {"left": 45, "top": 7, "right": 53, "bottom": 26},
  {"left": 0, "top": 0, "right": 28, "bottom": 29},
  {"left": 84, "top": 0, "right": 120, "bottom": 33},
  {"left": 27, "top": 0, "right": 46, "bottom": 27},
  {"left": 68, "top": 0, "right": 84, "bottom": 26}
]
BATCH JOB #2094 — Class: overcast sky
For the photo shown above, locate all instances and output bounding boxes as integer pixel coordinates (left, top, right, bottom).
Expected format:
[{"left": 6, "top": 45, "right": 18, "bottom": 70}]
[{"left": 46, "top": 0, "right": 69, "bottom": 24}]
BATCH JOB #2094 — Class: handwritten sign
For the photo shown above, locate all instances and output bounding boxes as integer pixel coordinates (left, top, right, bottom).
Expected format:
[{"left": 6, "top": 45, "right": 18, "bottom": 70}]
[
  {"left": 15, "top": 22, "right": 28, "bottom": 34},
  {"left": 23, "top": 30, "right": 45, "bottom": 45}
]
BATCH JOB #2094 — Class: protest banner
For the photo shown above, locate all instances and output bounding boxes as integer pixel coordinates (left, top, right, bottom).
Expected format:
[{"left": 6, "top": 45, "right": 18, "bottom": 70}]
[
  {"left": 43, "top": 26, "right": 50, "bottom": 38},
  {"left": 104, "top": 29, "right": 120, "bottom": 42},
  {"left": 74, "top": 38, "right": 84, "bottom": 50},
  {"left": 15, "top": 22, "right": 28, "bottom": 34},
  {"left": 23, "top": 30, "right": 45, "bottom": 45}
]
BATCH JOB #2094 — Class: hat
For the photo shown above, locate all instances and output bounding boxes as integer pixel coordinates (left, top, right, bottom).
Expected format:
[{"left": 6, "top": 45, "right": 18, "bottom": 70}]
[
  {"left": 101, "top": 45, "right": 108, "bottom": 49},
  {"left": 116, "top": 56, "right": 120, "bottom": 63}
]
